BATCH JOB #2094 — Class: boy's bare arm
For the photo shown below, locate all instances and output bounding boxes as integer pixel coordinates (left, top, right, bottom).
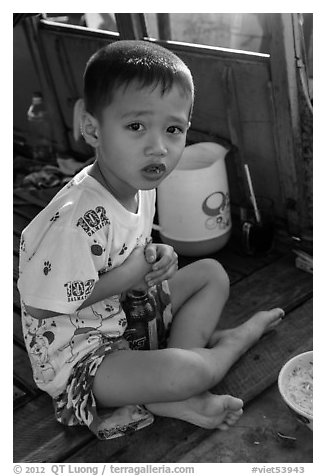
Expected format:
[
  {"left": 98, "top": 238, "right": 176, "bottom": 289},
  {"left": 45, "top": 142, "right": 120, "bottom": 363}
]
[
  {"left": 77, "top": 246, "right": 151, "bottom": 309},
  {"left": 25, "top": 246, "right": 152, "bottom": 320}
]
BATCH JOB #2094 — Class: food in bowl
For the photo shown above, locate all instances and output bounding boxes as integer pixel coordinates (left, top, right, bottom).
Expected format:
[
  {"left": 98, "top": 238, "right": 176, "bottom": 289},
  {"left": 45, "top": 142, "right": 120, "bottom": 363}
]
[
  {"left": 286, "top": 360, "right": 313, "bottom": 416},
  {"left": 278, "top": 351, "right": 313, "bottom": 430}
]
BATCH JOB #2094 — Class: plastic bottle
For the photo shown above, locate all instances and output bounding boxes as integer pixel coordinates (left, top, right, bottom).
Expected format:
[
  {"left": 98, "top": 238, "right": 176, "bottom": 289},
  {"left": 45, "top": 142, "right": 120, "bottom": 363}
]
[
  {"left": 122, "top": 289, "right": 158, "bottom": 350},
  {"left": 27, "top": 92, "right": 54, "bottom": 161}
]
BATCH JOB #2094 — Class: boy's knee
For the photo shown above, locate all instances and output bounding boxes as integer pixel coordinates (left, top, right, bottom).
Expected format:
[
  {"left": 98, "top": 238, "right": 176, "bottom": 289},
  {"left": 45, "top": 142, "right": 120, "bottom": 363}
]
[
  {"left": 164, "top": 349, "right": 213, "bottom": 399},
  {"left": 200, "top": 258, "right": 230, "bottom": 297}
]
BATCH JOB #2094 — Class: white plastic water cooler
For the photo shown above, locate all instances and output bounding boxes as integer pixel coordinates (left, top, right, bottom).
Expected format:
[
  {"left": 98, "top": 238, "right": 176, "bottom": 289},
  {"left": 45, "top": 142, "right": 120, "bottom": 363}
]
[{"left": 157, "top": 142, "right": 232, "bottom": 256}]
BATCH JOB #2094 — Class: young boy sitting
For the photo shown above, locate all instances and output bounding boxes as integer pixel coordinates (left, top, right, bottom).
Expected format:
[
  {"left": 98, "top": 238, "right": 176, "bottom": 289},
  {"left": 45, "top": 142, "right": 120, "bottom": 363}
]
[{"left": 18, "top": 40, "right": 284, "bottom": 440}]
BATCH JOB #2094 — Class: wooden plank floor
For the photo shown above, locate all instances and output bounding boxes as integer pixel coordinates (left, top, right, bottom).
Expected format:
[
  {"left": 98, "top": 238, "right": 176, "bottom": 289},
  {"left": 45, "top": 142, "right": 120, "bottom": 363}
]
[{"left": 13, "top": 186, "right": 313, "bottom": 463}]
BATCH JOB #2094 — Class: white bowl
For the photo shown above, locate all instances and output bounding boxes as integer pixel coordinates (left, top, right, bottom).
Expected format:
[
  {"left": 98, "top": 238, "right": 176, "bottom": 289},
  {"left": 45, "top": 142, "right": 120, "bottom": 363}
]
[{"left": 278, "top": 351, "right": 313, "bottom": 431}]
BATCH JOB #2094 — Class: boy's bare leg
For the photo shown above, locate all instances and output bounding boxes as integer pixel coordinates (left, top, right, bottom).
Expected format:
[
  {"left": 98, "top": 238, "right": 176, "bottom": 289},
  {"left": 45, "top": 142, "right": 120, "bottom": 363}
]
[
  {"left": 144, "top": 260, "right": 283, "bottom": 427},
  {"left": 145, "top": 308, "right": 283, "bottom": 426},
  {"left": 166, "top": 259, "right": 230, "bottom": 349},
  {"left": 166, "top": 259, "right": 284, "bottom": 353},
  {"left": 93, "top": 258, "right": 244, "bottom": 430},
  {"left": 93, "top": 257, "right": 283, "bottom": 429},
  {"left": 93, "top": 345, "right": 245, "bottom": 429},
  {"left": 93, "top": 309, "right": 282, "bottom": 428}
]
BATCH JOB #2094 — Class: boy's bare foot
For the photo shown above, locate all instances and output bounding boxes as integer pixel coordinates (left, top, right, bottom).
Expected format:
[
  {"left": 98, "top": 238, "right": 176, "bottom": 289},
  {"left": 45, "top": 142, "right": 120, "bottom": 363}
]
[
  {"left": 208, "top": 308, "right": 285, "bottom": 348},
  {"left": 145, "top": 392, "right": 243, "bottom": 430}
]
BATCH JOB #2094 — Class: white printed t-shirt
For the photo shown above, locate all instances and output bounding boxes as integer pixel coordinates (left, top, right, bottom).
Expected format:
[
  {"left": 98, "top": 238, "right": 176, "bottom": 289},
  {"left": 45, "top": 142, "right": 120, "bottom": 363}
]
[{"left": 18, "top": 165, "right": 156, "bottom": 398}]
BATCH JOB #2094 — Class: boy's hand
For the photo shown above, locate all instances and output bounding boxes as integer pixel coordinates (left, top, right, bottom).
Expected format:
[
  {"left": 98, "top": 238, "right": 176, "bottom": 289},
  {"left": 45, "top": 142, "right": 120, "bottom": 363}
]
[
  {"left": 144, "top": 243, "right": 178, "bottom": 286},
  {"left": 124, "top": 245, "right": 152, "bottom": 291}
]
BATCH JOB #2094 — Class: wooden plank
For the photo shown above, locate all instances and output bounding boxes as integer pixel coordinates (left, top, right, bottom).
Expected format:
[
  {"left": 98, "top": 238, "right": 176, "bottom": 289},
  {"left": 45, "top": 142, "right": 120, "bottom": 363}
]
[
  {"left": 156, "top": 13, "right": 171, "bottom": 41},
  {"left": 13, "top": 233, "right": 20, "bottom": 255},
  {"left": 65, "top": 414, "right": 205, "bottom": 463},
  {"left": 171, "top": 384, "right": 312, "bottom": 463},
  {"left": 13, "top": 202, "right": 42, "bottom": 222},
  {"left": 38, "top": 30, "right": 111, "bottom": 156},
  {"left": 239, "top": 121, "right": 284, "bottom": 217},
  {"left": 13, "top": 212, "right": 31, "bottom": 236},
  {"left": 115, "top": 13, "right": 148, "bottom": 40},
  {"left": 213, "top": 300, "right": 313, "bottom": 401},
  {"left": 22, "top": 16, "right": 70, "bottom": 154},
  {"left": 14, "top": 384, "right": 27, "bottom": 401},
  {"left": 219, "top": 253, "right": 312, "bottom": 328},
  {"left": 13, "top": 309, "right": 24, "bottom": 346},
  {"left": 13, "top": 284, "right": 21, "bottom": 310},
  {"left": 13, "top": 392, "right": 94, "bottom": 462},
  {"left": 13, "top": 254, "right": 19, "bottom": 280},
  {"left": 269, "top": 13, "right": 304, "bottom": 235},
  {"left": 13, "top": 382, "right": 36, "bottom": 410},
  {"left": 13, "top": 344, "right": 38, "bottom": 394},
  {"left": 215, "top": 237, "right": 283, "bottom": 277},
  {"left": 14, "top": 186, "right": 61, "bottom": 207},
  {"left": 14, "top": 387, "right": 35, "bottom": 411},
  {"left": 177, "top": 248, "right": 280, "bottom": 287},
  {"left": 221, "top": 64, "right": 247, "bottom": 203},
  {"left": 13, "top": 186, "right": 62, "bottom": 236}
]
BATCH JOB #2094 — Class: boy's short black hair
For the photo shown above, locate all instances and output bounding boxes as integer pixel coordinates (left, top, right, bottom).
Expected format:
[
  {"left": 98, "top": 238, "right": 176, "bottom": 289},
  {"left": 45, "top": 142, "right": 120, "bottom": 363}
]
[{"left": 83, "top": 40, "right": 194, "bottom": 121}]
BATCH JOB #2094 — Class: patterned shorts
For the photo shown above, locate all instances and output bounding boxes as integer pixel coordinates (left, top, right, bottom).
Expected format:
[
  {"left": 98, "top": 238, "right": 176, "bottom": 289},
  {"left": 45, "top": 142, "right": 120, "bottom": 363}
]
[{"left": 53, "top": 281, "right": 173, "bottom": 440}]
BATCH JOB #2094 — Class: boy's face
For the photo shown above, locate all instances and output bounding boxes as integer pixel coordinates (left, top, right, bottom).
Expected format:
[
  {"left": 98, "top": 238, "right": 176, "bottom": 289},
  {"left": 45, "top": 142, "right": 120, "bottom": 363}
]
[{"left": 95, "top": 81, "right": 192, "bottom": 198}]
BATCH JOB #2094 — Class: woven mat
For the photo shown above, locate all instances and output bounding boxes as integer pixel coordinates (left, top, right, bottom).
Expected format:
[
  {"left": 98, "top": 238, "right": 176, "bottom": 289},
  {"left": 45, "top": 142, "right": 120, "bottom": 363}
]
[{"left": 213, "top": 299, "right": 313, "bottom": 403}]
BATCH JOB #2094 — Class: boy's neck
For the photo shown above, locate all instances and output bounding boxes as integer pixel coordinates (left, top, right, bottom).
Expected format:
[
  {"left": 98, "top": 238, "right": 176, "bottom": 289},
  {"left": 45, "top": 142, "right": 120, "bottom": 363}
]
[{"left": 90, "top": 161, "right": 139, "bottom": 213}]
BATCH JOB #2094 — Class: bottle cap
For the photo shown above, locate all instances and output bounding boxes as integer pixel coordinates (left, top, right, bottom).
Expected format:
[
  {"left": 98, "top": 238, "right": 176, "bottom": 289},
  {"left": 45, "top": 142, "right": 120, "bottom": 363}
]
[
  {"left": 32, "top": 92, "right": 43, "bottom": 105},
  {"left": 127, "top": 289, "right": 147, "bottom": 299}
]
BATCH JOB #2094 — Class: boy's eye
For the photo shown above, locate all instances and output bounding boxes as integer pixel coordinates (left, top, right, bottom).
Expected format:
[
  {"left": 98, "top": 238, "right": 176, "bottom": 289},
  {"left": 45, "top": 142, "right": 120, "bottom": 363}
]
[
  {"left": 167, "top": 126, "right": 184, "bottom": 134},
  {"left": 127, "top": 122, "right": 144, "bottom": 132}
]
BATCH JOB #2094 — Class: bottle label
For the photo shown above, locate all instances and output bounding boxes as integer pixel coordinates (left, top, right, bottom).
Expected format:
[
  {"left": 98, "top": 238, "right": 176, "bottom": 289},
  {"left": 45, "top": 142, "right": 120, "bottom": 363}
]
[
  {"left": 122, "top": 290, "right": 159, "bottom": 351},
  {"left": 124, "top": 325, "right": 148, "bottom": 350}
]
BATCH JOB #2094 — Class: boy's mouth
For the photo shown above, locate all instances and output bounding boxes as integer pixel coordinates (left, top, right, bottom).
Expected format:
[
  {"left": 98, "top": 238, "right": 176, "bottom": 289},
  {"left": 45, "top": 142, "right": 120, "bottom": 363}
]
[{"left": 141, "top": 163, "right": 166, "bottom": 180}]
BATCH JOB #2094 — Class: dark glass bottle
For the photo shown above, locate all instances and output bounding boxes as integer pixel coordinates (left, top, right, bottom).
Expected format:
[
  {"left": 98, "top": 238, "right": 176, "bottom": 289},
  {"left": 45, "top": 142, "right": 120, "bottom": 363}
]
[{"left": 122, "top": 289, "right": 158, "bottom": 350}]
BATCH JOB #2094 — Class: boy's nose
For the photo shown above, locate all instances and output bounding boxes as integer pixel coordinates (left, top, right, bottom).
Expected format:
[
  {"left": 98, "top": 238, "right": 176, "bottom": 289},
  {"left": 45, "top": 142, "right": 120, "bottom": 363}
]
[{"left": 145, "top": 134, "right": 168, "bottom": 157}]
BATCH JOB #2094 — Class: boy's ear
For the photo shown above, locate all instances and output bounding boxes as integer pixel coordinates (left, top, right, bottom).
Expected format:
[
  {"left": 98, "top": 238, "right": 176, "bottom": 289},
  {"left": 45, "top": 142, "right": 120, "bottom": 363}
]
[{"left": 80, "top": 107, "right": 100, "bottom": 147}]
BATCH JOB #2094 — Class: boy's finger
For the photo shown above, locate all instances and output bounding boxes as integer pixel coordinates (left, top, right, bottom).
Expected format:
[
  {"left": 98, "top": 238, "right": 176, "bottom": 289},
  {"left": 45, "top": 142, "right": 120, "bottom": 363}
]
[
  {"left": 144, "top": 244, "right": 157, "bottom": 264},
  {"left": 153, "top": 252, "right": 177, "bottom": 270},
  {"left": 146, "top": 267, "right": 177, "bottom": 286},
  {"left": 146, "top": 260, "right": 178, "bottom": 284},
  {"left": 152, "top": 255, "right": 170, "bottom": 270},
  {"left": 146, "top": 266, "right": 168, "bottom": 281}
]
